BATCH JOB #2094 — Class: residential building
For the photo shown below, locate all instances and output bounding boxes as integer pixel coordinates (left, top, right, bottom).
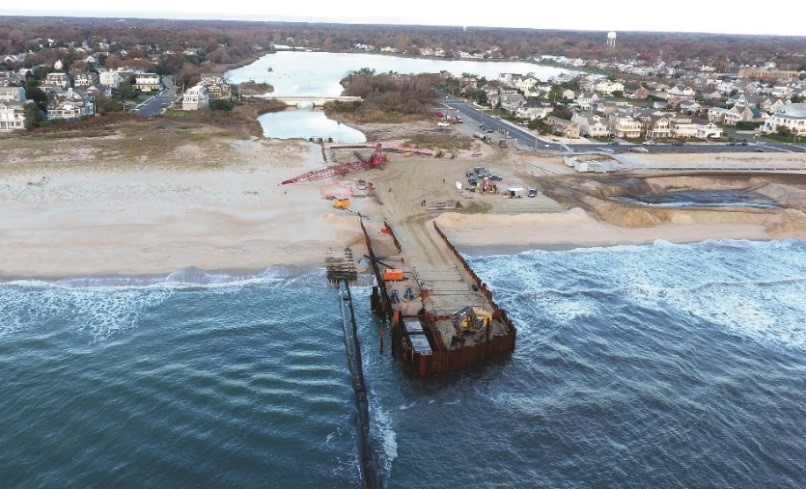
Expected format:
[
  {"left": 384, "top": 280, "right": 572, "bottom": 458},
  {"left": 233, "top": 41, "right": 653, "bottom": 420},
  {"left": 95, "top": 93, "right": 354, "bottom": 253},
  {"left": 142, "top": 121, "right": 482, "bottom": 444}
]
[
  {"left": 0, "top": 70, "right": 24, "bottom": 87},
  {"left": 762, "top": 103, "right": 806, "bottom": 136},
  {"left": 45, "top": 72, "right": 71, "bottom": 89},
  {"left": 679, "top": 100, "right": 702, "bottom": 114},
  {"left": 724, "top": 105, "right": 755, "bottom": 125},
  {"left": 575, "top": 92, "right": 600, "bottom": 111},
  {"left": 572, "top": 112, "right": 610, "bottom": 137},
  {"left": 610, "top": 115, "right": 642, "bottom": 138},
  {"left": 134, "top": 73, "right": 161, "bottom": 92},
  {"left": 0, "top": 86, "right": 25, "bottom": 103},
  {"left": 697, "top": 123, "right": 723, "bottom": 139},
  {"left": 99, "top": 71, "right": 121, "bottom": 88},
  {"left": 625, "top": 86, "right": 649, "bottom": 100},
  {"left": 0, "top": 102, "right": 26, "bottom": 131},
  {"left": 562, "top": 89, "right": 575, "bottom": 100},
  {"left": 499, "top": 90, "right": 526, "bottom": 112},
  {"left": 642, "top": 115, "right": 672, "bottom": 139},
  {"left": 513, "top": 76, "right": 539, "bottom": 92},
  {"left": 546, "top": 116, "right": 580, "bottom": 139},
  {"left": 594, "top": 80, "right": 624, "bottom": 96},
  {"left": 670, "top": 117, "right": 699, "bottom": 138},
  {"left": 707, "top": 107, "right": 728, "bottom": 123},
  {"left": 738, "top": 67, "right": 800, "bottom": 80},
  {"left": 73, "top": 72, "right": 98, "bottom": 87},
  {"left": 46, "top": 88, "right": 95, "bottom": 120},
  {"left": 665, "top": 85, "right": 696, "bottom": 102},
  {"left": 182, "top": 85, "right": 210, "bottom": 110},
  {"left": 516, "top": 99, "right": 552, "bottom": 120},
  {"left": 200, "top": 75, "right": 232, "bottom": 100}
]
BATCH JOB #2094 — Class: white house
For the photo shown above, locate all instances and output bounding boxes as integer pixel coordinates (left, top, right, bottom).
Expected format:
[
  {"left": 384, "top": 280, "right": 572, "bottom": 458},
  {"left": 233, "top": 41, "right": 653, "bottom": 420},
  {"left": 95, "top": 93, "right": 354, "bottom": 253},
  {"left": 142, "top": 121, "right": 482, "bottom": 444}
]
[
  {"left": 707, "top": 107, "right": 728, "bottom": 123},
  {"left": 0, "top": 102, "right": 26, "bottom": 131},
  {"left": 516, "top": 100, "right": 552, "bottom": 120},
  {"left": 697, "top": 123, "right": 723, "bottom": 139},
  {"left": 45, "top": 72, "right": 71, "bottom": 89},
  {"left": 73, "top": 72, "right": 98, "bottom": 87},
  {"left": 562, "top": 89, "right": 575, "bottom": 100},
  {"left": 513, "top": 76, "right": 539, "bottom": 92},
  {"left": 134, "top": 73, "right": 161, "bottom": 92},
  {"left": 642, "top": 115, "right": 672, "bottom": 139},
  {"left": 762, "top": 103, "right": 806, "bottom": 136},
  {"left": 594, "top": 80, "right": 625, "bottom": 96},
  {"left": 572, "top": 112, "right": 610, "bottom": 137},
  {"left": 575, "top": 92, "right": 600, "bottom": 111},
  {"left": 610, "top": 115, "right": 642, "bottom": 138},
  {"left": 665, "top": 85, "right": 696, "bottom": 101},
  {"left": 46, "top": 88, "right": 95, "bottom": 121},
  {"left": 670, "top": 117, "right": 699, "bottom": 138},
  {"left": 99, "top": 71, "right": 121, "bottom": 88},
  {"left": 182, "top": 85, "right": 210, "bottom": 110},
  {"left": 0, "top": 86, "right": 25, "bottom": 103},
  {"left": 724, "top": 105, "right": 756, "bottom": 125}
]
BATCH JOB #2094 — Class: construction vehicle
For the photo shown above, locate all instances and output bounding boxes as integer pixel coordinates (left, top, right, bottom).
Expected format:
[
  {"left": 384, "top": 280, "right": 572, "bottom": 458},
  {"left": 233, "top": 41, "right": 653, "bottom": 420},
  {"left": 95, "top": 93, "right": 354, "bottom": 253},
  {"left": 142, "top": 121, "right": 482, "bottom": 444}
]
[
  {"left": 282, "top": 144, "right": 389, "bottom": 185},
  {"left": 452, "top": 306, "right": 492, "bottom": 333},
  {"left": 333, "top": 198, "right": 350, "bottom": 209},
  {"left": 498, "top": 139, "right": 508, "bottom": 148}
]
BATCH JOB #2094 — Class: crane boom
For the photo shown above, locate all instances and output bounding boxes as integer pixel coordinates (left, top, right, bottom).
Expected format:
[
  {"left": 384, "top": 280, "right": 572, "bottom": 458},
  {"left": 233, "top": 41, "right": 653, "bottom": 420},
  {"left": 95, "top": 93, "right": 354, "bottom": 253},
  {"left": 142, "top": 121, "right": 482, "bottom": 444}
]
[{"left": 281, "top": 144, "right": 387, "bottom": 185}]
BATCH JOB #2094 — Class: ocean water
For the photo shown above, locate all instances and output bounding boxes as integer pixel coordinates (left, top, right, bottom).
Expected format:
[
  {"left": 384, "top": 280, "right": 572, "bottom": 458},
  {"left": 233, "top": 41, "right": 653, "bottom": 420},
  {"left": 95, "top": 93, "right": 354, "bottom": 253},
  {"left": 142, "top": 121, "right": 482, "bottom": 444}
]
[{"left": 2, "top": 240, "right": 805, "bottom": 488}]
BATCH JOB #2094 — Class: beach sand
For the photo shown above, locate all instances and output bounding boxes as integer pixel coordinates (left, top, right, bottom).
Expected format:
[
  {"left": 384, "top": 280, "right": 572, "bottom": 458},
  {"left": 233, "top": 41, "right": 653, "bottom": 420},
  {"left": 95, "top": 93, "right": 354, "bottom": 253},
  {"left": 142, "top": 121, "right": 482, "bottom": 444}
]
[
  {"left": 0, "top": 134, "right": 367, "bottom": 278},
  {"left": 1, "top": 121, "right": 804, "bottom": 278}
]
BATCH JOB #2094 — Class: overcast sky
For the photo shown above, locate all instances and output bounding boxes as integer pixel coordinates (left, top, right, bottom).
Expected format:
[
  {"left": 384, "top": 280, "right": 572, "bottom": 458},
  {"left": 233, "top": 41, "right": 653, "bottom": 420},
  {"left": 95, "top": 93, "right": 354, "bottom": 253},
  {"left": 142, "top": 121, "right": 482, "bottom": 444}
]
[{"left": 7, "top": 1, "right": 805, "bottom": 37}]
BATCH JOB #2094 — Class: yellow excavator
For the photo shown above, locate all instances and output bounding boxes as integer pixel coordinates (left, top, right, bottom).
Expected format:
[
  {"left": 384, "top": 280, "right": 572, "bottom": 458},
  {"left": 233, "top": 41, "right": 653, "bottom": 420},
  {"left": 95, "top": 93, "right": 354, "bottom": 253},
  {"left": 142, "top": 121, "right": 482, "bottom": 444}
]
[
  {"left": 333, "top": 198, "right": 350, "bottom": 209},
  {"left": 452, "top": 306, "right": 492, "bottom": 333}
]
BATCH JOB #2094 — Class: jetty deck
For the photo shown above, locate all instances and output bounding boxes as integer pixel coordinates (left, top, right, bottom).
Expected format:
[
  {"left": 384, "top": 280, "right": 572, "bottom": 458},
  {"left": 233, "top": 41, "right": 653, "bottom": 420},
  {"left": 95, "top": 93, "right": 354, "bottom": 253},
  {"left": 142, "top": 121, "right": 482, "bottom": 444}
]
[{"left": 361, "top": 214, "right": 516, "bottom": 376}]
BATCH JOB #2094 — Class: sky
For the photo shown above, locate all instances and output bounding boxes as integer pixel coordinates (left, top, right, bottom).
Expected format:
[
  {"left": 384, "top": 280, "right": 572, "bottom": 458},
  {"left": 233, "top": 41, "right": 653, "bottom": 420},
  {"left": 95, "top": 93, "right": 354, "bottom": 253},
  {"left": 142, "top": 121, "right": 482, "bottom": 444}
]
[{"left": 6, "top": 1, "right": 805, "bottom": 37}]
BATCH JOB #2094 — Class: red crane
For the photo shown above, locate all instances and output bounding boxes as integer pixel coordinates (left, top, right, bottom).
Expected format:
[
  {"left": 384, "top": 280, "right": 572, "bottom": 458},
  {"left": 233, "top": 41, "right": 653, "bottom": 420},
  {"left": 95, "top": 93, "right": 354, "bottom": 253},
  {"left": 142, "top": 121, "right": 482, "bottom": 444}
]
[{"left": 281, "top": 144, "right": 388, "bottom": 185}]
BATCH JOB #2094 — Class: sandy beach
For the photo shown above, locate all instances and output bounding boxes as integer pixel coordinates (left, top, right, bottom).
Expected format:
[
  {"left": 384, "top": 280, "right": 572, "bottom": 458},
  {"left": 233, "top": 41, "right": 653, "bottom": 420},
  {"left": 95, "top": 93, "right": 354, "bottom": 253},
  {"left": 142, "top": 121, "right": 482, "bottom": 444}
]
[
  {"left": 0, "top": 127, "right": 368, "bottom": 277},
  {"left": 1, "top": 119, "right": 805, "bottom": 278}
]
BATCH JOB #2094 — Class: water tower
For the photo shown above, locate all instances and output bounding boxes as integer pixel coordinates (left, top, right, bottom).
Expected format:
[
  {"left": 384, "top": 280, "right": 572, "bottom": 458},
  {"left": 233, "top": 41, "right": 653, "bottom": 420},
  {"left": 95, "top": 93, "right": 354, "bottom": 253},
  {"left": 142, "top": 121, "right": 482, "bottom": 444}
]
[{"left": 607, "top": 31, "right": 617, "bottom": 51}]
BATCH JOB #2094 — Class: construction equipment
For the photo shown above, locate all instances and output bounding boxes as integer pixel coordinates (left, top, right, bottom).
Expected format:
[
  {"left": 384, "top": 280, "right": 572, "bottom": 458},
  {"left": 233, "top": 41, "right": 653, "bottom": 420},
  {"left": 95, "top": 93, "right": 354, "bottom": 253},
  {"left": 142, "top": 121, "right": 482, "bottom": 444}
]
[
  {"left": 333, "top": 198, "right": 350, "bottom": 209},
  {"left": 452, "top": 306, "right": 492, "bottom": 333},
  {"left": 282, "top": 144, "right": 388, "bottom": 185},
  {"left": 383, "top": 269, "right": 404, "bottom": 281},
  {"left": 498, "top": 139, "right": 508, "bottom": 148}
]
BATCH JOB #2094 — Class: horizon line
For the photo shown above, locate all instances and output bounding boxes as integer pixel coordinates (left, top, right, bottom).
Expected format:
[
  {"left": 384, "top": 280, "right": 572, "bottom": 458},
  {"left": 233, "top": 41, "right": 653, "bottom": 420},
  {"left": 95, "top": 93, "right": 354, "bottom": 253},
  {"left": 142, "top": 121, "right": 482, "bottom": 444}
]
[{"left": 3, "top": 11, "right": 806, "bottom": 38}]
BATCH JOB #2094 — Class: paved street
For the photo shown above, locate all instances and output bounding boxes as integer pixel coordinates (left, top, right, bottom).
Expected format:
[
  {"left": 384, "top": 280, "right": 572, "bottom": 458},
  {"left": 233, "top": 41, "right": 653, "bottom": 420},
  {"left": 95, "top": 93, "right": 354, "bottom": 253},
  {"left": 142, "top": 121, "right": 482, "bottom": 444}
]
[
  {"left": 441, "top": 94, "right": 806, "bottom": 155},
  {"left": 134, "top": 79, "right": 177, "bottom": 117}
]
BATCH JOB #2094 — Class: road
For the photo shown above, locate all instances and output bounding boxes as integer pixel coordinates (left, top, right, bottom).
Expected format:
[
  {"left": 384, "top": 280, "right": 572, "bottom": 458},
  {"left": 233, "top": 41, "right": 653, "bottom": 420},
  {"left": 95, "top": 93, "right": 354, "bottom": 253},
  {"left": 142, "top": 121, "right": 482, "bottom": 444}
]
[
  {"left": 441, "top": 94, "right": 806, "bottom": 155},
  {"left": 135, "top": 80, "right": 177, "bottom": 118}
]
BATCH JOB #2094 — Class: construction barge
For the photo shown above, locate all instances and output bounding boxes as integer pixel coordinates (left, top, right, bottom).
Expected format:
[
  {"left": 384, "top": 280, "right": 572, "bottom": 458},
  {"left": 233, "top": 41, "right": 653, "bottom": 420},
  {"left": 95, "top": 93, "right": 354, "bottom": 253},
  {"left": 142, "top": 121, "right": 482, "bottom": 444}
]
[{"left": 360, "top": 217, "right": 517, "bottom": 376}]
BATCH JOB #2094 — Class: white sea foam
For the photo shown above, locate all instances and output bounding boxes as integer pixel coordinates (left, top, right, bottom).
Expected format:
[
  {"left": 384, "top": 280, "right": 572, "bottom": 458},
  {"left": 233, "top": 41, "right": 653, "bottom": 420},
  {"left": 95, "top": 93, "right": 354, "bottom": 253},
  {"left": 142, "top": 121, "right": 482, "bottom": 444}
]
[
  {"left": 0, "top": 266, "right": 325, "bottom": 340},
  {"left": 369, "top": 404, "right": 398, "bottom": 477},
  {"left": 472, "top": 239, "right": 806, "bottom": 350}
]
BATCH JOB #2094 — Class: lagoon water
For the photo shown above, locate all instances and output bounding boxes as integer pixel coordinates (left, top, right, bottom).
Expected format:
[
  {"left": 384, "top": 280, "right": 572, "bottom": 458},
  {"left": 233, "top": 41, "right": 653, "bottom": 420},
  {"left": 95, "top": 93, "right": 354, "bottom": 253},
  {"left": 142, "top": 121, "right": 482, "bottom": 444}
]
[
  {"left": 226, "top": 51, "right": 576, "bottom": 141},
  {"left": 2, "top": 239, "right": 805, "bottom": 487},
  {"left": 226, "top": 51, "right": 576, "bottom": 97},
  {"left": 257, "top": 108, "right": 366, "bottom": 143}
]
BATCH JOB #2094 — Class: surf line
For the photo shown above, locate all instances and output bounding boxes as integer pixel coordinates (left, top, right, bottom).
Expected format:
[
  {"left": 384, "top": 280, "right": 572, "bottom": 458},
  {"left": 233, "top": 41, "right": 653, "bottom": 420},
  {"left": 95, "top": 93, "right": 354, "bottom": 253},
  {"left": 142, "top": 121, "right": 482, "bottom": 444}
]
[{"left": 338, "top": 280, "right": 383, "bottom": 488}]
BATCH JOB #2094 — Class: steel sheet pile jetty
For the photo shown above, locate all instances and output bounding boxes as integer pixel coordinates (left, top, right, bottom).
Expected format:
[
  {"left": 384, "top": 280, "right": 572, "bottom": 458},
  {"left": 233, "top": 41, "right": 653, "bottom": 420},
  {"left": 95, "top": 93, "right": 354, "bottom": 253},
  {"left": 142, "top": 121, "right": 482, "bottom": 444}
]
[{"left": 361, "top": 218, "right": 517, "bottom": 376}]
